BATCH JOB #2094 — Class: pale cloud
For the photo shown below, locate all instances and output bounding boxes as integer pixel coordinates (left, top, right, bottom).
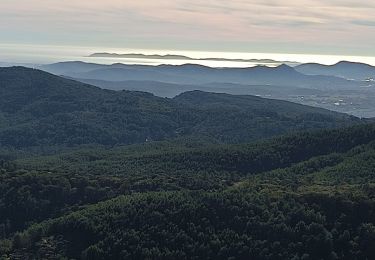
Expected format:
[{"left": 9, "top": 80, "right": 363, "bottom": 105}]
[{"left": 1, "top": 0, "right": 374, "bottom": 55}]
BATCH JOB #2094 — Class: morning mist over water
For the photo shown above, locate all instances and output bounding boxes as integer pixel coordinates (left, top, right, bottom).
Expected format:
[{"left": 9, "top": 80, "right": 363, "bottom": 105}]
[{"left": 2, "top": 43, "right": 375, "bottom": 67}]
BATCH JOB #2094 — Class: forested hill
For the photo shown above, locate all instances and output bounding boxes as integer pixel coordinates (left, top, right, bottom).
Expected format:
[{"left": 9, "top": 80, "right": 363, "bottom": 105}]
[
  {"left": 2, "top": 123, "right": 375, "bottom": 259},
  {"left": 0, "top": 67, "right": 360, "bottom": 150},
  {"left": 17, "top": 123, "right": 375, "bottom": 187}
]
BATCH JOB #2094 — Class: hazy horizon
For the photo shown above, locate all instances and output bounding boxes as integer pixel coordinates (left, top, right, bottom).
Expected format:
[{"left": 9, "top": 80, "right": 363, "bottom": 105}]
[{"left": 2, "top": 0, "right": 375, "bottom": 64}]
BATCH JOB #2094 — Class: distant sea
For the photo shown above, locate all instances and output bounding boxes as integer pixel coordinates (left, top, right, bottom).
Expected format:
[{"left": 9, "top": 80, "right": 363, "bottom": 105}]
[{"left": 1, "top": 43, "right": 375, "bottom": 67}]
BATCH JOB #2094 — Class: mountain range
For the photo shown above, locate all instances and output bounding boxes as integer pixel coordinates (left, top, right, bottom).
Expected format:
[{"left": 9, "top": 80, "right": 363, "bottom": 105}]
[
  {"left": 40, "top": 61, "right": 367, "bottom": 90},
  {"left": 87, "top": 56, "right": 375, "bottom": 81},
  {"left": 39, "top": 61, "right": 375, "bottom": 118}
]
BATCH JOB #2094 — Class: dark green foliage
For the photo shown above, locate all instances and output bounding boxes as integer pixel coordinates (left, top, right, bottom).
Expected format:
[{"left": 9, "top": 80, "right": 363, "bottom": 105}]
[
  {"left": 1, "top": 123, "right": 375, "bottom": 259},
  {"left": 17, "top": 123, "right": 375, "bottom": 183},
  {"left": 0, "top": 67, "right": 360, "bottom": 149}
]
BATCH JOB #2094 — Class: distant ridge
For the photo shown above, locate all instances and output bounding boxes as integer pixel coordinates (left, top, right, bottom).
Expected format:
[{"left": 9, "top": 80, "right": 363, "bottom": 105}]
[
  {"left": 88, "top": 52, "right": 288, "bottom": 64},
  {"left": 296, "top": 61, "right": 375, "bottom": 80},
  {"left": 40, "top": 61, "right": 364, "bottom": 90}
]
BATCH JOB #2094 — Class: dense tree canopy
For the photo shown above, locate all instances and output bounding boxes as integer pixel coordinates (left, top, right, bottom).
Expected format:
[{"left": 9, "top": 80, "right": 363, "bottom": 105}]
[
  {"left": 1, "top": 123, "right": 375, "bottom": 259},
  {"left": 0, "top": 67, "right": 374, "bottom": 259}
]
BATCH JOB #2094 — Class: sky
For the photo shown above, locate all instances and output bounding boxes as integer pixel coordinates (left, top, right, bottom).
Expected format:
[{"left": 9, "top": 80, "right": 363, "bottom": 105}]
[{"left": 1, "top": 0, "right": 375, "bottom": 57}]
